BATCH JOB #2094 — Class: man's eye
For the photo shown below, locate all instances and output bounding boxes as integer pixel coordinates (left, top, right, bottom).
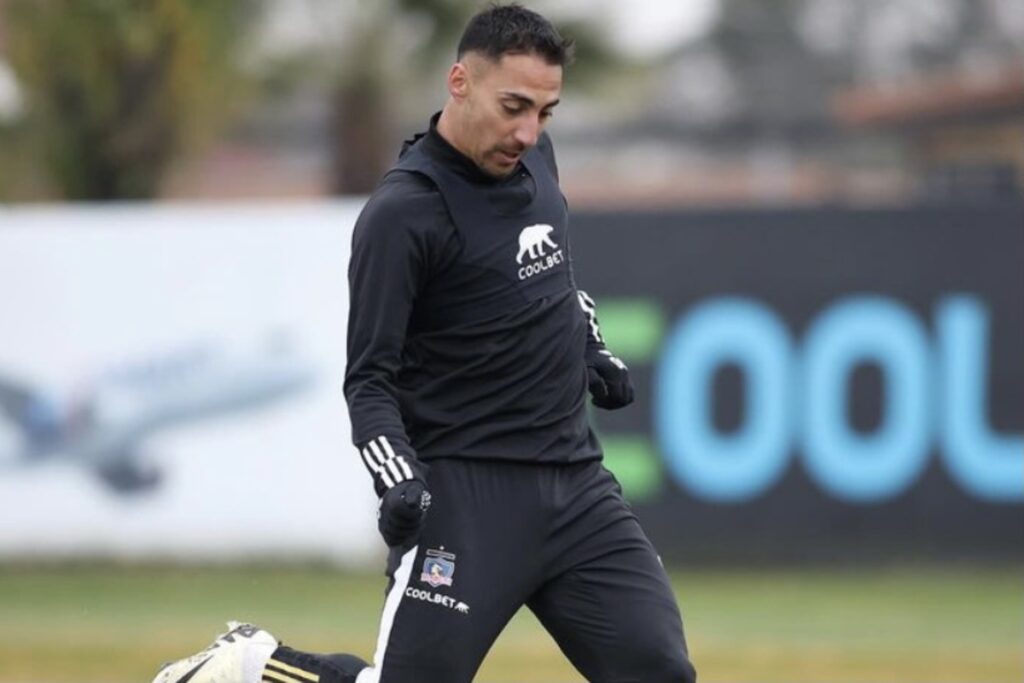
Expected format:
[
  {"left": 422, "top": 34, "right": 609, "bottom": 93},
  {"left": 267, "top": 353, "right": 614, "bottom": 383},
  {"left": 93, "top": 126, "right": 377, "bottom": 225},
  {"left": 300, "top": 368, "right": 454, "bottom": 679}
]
[
  {"left": 502, "top": 104, "right": 522, "bottom": 115},
  {"left": 540, "top": 110, "right": 554, "bottom": 120}
]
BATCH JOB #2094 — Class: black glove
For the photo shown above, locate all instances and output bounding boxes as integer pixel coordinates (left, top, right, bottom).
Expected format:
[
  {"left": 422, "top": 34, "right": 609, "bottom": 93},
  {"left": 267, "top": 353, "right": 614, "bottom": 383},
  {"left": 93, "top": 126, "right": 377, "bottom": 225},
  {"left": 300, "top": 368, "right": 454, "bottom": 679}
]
[
  {"left": 587, "top": 349, "right": 635, "bottom": 410},
  {"left": 378, "top": 480, "right": 431, "bottom": 547}
]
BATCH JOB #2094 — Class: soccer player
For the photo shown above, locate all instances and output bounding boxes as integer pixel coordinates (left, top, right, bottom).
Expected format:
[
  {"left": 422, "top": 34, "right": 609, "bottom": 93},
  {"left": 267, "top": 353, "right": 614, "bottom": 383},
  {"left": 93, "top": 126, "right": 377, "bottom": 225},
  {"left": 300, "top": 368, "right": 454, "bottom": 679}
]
[{"left": 152, "top": 5, "right": 696, "bottom": 683}]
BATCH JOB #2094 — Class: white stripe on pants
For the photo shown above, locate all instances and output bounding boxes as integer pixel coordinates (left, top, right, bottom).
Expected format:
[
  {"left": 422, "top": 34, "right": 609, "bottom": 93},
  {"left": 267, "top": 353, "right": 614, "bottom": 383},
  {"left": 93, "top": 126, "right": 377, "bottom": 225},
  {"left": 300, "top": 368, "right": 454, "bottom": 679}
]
[{"left": 355, "top": 546, "right": 418, "bottom": 683}]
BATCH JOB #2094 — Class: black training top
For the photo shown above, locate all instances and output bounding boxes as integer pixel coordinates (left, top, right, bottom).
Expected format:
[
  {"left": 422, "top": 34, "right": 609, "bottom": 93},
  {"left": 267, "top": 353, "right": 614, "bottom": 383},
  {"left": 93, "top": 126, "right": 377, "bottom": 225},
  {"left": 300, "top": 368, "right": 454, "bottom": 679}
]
[{"left": 344, "top": 114, "right": 604, "bottom": 495}]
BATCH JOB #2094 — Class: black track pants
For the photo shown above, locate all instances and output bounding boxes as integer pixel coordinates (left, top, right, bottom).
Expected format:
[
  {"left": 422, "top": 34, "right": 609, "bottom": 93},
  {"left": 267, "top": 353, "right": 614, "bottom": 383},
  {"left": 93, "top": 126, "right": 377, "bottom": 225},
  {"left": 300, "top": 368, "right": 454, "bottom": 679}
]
[{"left": 354, "top": 458, "right": 696, "bottom": 683}]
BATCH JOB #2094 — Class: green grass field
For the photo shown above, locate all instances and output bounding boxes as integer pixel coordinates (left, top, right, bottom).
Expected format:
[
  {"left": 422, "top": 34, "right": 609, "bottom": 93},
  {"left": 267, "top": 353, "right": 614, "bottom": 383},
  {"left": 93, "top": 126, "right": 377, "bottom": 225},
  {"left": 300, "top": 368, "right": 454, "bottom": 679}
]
[{"left": 0, "top": 564, "right": 1020, "bottom": 683}]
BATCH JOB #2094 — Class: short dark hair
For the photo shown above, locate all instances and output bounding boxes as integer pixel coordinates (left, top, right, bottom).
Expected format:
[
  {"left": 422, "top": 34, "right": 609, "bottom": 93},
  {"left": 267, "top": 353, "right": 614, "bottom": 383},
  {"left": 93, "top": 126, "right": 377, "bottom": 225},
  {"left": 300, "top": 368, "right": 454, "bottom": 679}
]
[{"left": 456, "top": 3, "right": 574, "bottom": 66}]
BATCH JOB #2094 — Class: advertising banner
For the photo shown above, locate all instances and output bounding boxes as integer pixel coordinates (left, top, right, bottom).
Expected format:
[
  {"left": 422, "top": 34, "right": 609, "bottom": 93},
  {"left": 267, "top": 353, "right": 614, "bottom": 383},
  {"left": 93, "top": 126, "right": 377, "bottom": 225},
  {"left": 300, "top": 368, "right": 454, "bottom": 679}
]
[
  {"left": 2, "top": 202, "right": 1020, "bottom": 564},
  {"left": 0, "top": 203, "right": 378, "bottom": 565},
  {"left": 572, "top": 204, "right": 1023, "bottom": 562}
]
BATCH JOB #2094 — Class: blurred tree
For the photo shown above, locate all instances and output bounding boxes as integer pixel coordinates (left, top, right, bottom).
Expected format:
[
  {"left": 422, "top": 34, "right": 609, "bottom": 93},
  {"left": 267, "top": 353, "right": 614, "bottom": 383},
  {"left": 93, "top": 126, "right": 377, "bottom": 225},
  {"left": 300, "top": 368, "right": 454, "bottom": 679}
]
[
  {"left": 327, "top": 0, "right": 478, "bottom": 194},
  {"left": 3, "top": 0, "right": 260, "bottom": 200},
  {"left": 286, "top": 0, "right": 626, "bottom": 194},
  {"left": 709, "top": 0, "right": 829, "bottom": 137}
]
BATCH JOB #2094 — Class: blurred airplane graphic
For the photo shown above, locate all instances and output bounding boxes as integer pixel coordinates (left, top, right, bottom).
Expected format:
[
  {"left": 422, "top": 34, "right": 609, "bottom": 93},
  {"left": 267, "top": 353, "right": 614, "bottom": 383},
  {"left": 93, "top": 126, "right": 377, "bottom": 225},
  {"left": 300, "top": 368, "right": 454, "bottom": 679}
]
[{"left": 0, "top": 338, "right": 317, "bottom": 494}]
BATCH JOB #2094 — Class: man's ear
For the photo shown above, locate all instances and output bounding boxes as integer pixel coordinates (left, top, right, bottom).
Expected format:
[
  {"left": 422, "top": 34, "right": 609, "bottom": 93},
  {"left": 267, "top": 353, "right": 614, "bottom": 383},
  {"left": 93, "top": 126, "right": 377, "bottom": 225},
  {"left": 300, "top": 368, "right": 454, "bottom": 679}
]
[{"left": 447, "top": 62, "right": 470, "bottom": 100}]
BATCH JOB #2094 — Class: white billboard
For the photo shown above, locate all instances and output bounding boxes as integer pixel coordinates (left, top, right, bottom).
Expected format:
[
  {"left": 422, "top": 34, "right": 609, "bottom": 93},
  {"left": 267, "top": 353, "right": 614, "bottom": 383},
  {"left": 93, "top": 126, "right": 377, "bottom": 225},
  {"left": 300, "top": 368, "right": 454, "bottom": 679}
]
[{"left": 0, "top": 201, "right": 380, "bottom": 566}]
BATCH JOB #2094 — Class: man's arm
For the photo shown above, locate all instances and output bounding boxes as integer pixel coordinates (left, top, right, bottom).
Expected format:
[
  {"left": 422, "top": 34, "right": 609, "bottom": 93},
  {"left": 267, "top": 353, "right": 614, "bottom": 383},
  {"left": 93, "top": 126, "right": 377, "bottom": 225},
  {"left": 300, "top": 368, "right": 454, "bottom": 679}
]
[
  {"left": 576, "top": 290, "right": 635, "bottom": 410},
  {"left": 344, "top": 175, "right": 441, "bottom": 497}
]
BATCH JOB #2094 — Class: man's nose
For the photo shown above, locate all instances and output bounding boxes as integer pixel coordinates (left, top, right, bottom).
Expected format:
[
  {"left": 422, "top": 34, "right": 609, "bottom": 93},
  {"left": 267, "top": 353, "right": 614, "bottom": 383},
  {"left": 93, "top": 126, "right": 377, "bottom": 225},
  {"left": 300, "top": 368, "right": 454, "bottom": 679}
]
[{"left": 513, "top": 118, "right": 541, "bottom": 148}]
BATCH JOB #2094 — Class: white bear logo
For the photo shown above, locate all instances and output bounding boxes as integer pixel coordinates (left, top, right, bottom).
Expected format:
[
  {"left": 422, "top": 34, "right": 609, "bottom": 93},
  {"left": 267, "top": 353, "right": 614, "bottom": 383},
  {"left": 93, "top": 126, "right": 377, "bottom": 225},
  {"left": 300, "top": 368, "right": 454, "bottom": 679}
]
[{"left": 516, "top": 224, "right": 558, "bottom": 264}]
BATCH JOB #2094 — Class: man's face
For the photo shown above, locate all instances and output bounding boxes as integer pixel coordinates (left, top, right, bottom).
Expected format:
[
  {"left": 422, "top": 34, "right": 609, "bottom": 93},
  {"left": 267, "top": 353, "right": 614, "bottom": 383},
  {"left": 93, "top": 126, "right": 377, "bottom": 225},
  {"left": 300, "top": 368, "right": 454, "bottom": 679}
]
[{"left": 454, "top": 52, "right": 563, "bottom": 177}]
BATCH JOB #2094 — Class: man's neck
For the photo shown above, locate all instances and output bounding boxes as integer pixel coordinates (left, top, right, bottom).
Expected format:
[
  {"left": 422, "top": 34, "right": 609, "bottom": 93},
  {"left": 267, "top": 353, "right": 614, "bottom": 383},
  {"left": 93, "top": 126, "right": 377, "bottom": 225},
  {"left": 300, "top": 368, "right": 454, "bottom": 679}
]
[{"left": 436, "top": 105, "right": 473, "bottom": 164}]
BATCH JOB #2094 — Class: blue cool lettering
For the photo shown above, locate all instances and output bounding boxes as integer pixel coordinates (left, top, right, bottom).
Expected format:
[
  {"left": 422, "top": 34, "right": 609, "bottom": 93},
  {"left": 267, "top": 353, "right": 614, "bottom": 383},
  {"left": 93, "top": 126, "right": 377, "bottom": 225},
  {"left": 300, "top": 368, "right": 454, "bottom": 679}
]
[{"left": 655, "top": 295, "right": 1023, "bottom": 504}]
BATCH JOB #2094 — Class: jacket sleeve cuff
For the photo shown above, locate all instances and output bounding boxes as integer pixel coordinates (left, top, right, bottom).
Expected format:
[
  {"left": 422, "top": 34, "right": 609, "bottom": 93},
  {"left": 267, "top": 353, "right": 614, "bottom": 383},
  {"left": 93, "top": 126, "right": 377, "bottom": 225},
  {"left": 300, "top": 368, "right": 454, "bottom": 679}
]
[
  {"left": 356, "top": 434, "right": 425, "bottom": 496},
  {"left": 576, "top": 290, "right": 607, "bottom": 352}
]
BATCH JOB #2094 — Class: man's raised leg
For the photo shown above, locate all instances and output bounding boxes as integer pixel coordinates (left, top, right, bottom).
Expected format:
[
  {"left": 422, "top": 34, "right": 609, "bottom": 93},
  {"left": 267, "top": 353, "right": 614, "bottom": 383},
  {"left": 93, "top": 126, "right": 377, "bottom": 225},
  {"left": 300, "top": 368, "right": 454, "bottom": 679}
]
[{"left": 151, "top": 622, "right": 368, "bottom": 683}]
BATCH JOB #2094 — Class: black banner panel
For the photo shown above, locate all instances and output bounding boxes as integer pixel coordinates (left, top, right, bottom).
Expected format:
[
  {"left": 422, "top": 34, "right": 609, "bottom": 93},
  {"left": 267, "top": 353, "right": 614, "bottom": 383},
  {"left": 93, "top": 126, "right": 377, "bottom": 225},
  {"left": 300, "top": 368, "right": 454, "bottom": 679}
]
[{"left": 571, "top": 204, "right": 1023, "bottom": 563}]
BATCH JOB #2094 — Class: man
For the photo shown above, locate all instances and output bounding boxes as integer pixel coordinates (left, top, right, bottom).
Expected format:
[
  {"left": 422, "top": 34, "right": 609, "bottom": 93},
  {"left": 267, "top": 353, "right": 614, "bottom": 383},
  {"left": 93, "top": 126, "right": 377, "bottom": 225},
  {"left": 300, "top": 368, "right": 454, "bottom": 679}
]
[{"left": 153, "top": 5, "right": 696, "bottom": 683}]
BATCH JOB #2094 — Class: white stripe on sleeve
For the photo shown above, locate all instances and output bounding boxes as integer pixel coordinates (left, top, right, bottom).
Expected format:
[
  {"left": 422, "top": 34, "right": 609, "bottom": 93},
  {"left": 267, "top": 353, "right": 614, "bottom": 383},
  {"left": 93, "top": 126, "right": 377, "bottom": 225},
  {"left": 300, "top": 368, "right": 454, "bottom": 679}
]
[
  {"left": 362, "top": 447, "right": 395, "bottom": 489},
  {"left": 363, "top": 436, "right": 415, "bottom": 488},
  {"left": 377, "top": 436, "right": 398, "bottom": 460},
  {"left": 367, "top": 439, "right": 388, "bottom": 466},
  {"left": 395, "top": 457, "right": 414, "bottom": 481},
  {"left": 378, "top": 436, "right": 412, "bottom": 483},
  {"left": 383, "top": 457, "right": 405, "bottom": 484},
  {"left": 577, "top": 290, "right": 603, "bottom": 343},
  {"left": 378, "top": 439, "right": 415, "bottom": 480}
]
